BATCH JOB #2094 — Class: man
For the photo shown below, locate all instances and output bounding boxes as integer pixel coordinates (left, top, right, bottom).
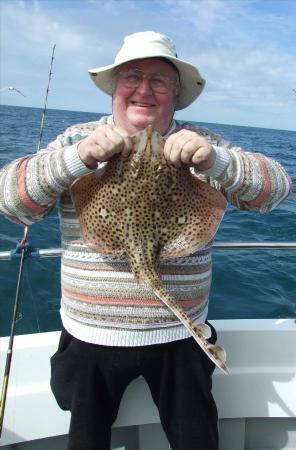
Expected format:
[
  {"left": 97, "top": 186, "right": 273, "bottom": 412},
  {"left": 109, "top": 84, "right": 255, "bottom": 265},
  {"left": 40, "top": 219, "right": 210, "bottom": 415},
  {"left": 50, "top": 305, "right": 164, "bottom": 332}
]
[{"left": 0, "top": 31, "right": 292, "bottom": 450}]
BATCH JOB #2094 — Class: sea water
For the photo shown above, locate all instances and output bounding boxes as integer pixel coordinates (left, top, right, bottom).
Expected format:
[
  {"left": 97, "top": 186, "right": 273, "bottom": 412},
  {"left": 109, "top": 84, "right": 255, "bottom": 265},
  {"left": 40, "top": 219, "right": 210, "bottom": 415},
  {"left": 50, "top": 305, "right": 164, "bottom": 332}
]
[{"left": 0, "top": 105, "right": 295, "bottom": 336}]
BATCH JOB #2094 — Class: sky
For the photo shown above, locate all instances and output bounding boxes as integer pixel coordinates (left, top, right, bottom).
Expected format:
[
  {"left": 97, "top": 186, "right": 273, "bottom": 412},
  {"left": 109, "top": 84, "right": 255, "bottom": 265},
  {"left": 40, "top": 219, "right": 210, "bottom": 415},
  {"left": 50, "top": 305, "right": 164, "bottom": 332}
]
[{"left": 0, "top": 0, "right": 296, "bottom": 131}]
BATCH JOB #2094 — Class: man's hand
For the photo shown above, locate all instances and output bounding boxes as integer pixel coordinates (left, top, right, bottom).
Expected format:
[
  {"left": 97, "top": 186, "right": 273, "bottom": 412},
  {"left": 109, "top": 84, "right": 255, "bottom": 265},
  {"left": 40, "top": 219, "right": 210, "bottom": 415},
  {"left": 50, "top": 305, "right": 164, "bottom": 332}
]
[
  {"left": 163, "top": 129, "right": 215, "bottom": 171},
  {"left": 77, "top": 125, "right": 132, "bottom": 169}
]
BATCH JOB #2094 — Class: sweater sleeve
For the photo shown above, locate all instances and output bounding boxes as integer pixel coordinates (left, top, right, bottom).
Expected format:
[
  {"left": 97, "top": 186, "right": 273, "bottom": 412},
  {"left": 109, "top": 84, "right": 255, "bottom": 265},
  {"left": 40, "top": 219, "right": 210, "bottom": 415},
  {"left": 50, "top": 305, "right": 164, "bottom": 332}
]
[
  {"left": 0, "top": 123, "right": 96, "bottom": 226},
  {"left": 179, "top": 123, "right": 292, "bottom": 213},
  {"left": 206, "top": 145, "right": 292, "bottom": 213}
]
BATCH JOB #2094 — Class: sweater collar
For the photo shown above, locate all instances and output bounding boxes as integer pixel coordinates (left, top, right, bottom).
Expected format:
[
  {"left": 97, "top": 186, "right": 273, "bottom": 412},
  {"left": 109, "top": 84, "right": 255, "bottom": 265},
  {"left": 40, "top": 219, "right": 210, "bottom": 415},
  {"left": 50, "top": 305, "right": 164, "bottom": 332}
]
[{"left": 107, "top": 115, "right": 176, "bottom": 138}]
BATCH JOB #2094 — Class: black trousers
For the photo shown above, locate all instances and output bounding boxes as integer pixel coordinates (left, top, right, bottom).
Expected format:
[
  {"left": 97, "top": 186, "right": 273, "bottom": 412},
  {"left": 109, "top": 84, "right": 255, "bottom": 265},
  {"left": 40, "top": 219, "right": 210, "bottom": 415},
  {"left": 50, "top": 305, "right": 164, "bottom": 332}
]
[{"left": 50, "top": 325, "right": 218, "bottom": 450}]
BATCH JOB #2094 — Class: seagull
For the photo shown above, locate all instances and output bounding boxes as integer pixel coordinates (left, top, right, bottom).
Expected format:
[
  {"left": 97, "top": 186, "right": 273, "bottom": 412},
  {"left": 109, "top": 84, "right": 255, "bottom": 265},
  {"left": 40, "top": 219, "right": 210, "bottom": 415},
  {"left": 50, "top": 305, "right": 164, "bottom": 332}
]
[{"left": 0, "top": 86, "right": 26, "bottom": 97}]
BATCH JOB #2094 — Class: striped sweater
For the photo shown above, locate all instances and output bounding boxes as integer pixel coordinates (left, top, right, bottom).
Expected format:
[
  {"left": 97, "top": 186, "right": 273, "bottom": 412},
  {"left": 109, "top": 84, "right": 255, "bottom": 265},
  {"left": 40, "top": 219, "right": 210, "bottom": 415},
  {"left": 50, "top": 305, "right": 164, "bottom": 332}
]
[{"left": 0, "top": 116, "right": 292, "bottom": 346}]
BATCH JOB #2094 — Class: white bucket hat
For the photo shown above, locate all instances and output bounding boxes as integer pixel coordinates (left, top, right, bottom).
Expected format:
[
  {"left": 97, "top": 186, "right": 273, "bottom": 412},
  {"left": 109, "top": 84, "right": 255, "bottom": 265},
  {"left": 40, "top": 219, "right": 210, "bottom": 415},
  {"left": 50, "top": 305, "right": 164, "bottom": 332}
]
[{"left": 88, "top": 31, "right": 205, "bottom": 110}]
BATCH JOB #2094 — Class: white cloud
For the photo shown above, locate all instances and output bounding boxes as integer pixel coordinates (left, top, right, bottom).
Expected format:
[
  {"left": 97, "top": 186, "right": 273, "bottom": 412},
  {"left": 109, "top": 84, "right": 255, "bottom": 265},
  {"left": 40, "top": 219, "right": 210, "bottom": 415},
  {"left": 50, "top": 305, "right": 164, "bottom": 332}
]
[
  {"left": 1, "top": 0, "right": 295, "bottom": 130},
  {"left": 160, "top": 0, "right": 296, "bottom": 116},
  {"left": 2, "top": 2, "right": 85, "bottom": 54}
]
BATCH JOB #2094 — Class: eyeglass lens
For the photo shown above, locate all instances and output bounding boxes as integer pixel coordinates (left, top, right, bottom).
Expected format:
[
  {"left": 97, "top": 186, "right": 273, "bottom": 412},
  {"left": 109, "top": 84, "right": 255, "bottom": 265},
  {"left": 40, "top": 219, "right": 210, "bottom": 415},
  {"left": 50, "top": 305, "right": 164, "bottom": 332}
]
[{"left": 119, "top": 70, "right": 173, "bottom": 93}]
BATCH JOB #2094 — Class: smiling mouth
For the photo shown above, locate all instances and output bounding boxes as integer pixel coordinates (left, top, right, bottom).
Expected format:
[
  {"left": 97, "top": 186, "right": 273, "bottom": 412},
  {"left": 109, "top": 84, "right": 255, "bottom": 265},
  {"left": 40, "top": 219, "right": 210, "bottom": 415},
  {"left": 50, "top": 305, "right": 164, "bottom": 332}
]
[{"left": 131, "top": 101, "right": 155, "bottom": 107}]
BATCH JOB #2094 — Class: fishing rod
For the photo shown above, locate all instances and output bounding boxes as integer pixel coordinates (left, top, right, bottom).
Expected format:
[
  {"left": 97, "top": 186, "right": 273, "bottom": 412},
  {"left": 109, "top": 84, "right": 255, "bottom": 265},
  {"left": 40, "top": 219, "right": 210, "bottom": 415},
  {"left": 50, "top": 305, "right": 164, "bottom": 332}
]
[
  {"left": 0, "top": 44, "right": 56, "bottom": 437},
  {"left": 38, "top": 44, "right": 56, "bottom": 152}
]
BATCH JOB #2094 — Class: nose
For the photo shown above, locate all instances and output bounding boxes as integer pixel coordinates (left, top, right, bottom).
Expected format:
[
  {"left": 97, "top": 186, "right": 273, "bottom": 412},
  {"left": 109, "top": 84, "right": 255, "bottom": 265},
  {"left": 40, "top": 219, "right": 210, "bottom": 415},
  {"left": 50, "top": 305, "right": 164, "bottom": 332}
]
[{"left": 136, "top": 78, "right": 153, "bottom": 95}]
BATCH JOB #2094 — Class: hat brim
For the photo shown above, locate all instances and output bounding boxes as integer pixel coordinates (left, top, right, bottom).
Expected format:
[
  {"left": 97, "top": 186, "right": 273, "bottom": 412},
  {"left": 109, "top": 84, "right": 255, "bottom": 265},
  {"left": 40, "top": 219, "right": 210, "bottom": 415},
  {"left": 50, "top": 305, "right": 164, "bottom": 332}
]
[{"left": 88, "top": 55, "right": 205, "bottom": 110}]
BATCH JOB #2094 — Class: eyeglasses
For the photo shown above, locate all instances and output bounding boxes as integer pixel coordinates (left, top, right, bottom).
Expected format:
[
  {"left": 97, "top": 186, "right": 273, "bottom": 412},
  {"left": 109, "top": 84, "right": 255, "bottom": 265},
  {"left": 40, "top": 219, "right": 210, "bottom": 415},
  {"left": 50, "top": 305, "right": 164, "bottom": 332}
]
[{"left": 117, "top": 69, "right": 177, "bottom": 94}]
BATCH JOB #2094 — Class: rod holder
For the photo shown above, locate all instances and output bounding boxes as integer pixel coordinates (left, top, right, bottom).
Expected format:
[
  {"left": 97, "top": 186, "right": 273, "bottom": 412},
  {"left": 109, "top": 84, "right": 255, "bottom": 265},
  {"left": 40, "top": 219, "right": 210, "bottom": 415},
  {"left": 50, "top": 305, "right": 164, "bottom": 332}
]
[{"left": 10, "top": 240, "right": 40, "bottom": 260}]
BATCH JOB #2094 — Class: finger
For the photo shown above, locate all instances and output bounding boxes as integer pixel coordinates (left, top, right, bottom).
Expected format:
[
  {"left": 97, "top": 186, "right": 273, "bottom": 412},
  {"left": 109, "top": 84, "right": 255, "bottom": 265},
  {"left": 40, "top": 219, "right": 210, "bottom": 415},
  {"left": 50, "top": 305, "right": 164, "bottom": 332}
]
[
  {"left": 94, "top": 133, "right": 120, "bottom": 156},
  {"left": 191, "top": 150, "right": 204, "bottom": 166},
  {"left": 163, "top": 139, "right": 173, "bottom": 162},
  {"left": 163, "top": 130, "right": 196, "bottom": 165},
  {"left": 179, "top": 139, "right": 198, "bottom": 165},
  {"left": 108, "top": 126, "right": 133, "bottom": 157},
  {"left": 163, "top": 133, "right": 177, "bottom": 161},
  {"left": 115, "top": 127, "right": 133, "bottom": 156},
  {"left": 169, "top": 136, "right": 193, "bottom": 167},
  {"left": 191, "top": 145, "right": 215, "bottom": 169},
  {"left": 91, "top": 142, "right": 110, "bottom": 162},
  {"left": 163, "top": 133, "right": 186, "bottom": 167}
]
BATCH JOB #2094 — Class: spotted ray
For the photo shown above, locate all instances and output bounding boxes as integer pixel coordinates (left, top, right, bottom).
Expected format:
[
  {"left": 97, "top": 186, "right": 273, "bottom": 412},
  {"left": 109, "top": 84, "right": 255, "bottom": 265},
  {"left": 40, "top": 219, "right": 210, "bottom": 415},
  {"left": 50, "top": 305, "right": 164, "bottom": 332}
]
[{"left": 71, "top": 126, "right": 229, "bottom": 374}]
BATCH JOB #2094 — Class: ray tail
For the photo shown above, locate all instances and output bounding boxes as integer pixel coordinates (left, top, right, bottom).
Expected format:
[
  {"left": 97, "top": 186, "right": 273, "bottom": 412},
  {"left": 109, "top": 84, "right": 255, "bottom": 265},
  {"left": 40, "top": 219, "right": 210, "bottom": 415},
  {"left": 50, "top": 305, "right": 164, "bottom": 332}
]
[{"left": 141, "top": 267, "right": 229, "bottom": 374}]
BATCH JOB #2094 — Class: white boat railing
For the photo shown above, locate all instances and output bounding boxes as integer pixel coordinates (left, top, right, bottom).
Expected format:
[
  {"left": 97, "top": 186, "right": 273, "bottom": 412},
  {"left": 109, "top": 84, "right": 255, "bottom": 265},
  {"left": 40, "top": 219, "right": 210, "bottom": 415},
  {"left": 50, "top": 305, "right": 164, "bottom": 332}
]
[{"left": 0, "top": 242, "right": 295, "bottom": 261}]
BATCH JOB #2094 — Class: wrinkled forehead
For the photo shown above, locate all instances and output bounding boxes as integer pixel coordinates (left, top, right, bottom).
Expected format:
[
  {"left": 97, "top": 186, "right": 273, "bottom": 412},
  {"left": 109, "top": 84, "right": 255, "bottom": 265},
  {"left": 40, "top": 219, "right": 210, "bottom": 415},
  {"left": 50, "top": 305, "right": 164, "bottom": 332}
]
[{"left": 117, "top": 58, "right": 179, "bottom": 76}]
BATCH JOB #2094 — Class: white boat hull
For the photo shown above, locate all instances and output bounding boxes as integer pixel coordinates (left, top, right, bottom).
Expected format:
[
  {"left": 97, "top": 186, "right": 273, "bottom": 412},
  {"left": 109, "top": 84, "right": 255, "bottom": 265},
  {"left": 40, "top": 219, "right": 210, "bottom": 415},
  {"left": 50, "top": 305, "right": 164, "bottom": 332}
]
[{"left": 0, "top": 319, "right": 296, "bottom": 449}]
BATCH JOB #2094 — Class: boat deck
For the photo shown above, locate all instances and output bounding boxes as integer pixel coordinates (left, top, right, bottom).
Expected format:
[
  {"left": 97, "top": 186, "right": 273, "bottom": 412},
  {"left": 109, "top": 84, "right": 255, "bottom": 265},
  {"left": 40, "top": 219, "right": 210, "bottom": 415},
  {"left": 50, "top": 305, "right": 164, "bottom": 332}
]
[{"left": 0, "top": 319, "right": 296, "bottom": 450}]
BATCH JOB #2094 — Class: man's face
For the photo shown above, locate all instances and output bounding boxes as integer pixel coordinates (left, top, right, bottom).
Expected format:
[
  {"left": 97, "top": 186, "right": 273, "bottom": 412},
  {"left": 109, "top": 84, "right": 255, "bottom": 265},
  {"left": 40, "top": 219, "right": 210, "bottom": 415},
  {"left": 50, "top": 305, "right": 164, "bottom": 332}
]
[{"left": 112, "top": 58, "right": 178, "bottom": 136}]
